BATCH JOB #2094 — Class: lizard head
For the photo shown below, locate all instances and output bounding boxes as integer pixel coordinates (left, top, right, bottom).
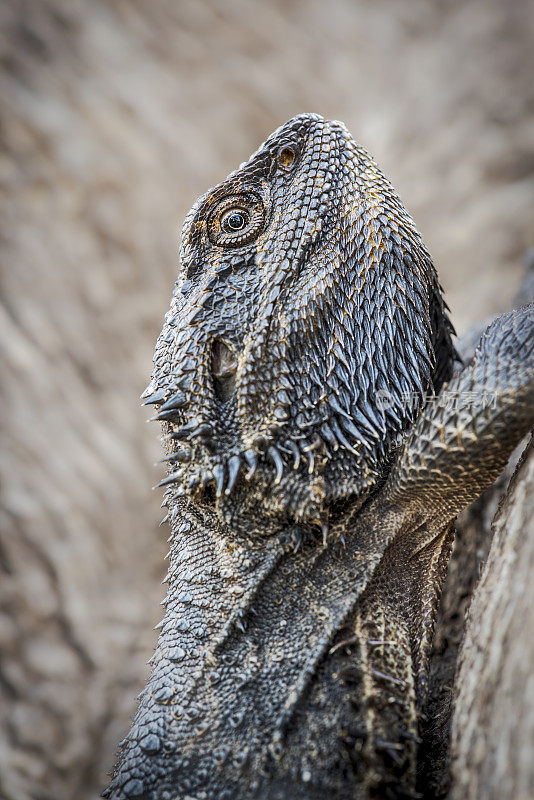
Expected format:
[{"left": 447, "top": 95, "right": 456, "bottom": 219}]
[{"left": 145, "top": 113, "right": 456, "bottom": 536}]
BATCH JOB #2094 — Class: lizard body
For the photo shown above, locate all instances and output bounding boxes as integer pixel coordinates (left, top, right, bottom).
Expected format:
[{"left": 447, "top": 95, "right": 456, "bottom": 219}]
[{"left": 106, "top": 115, "right": 534, "bottom": 800}]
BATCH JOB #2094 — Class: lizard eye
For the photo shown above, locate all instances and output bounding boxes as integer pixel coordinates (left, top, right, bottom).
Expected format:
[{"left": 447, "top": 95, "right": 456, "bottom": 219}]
[
  {"left": 208, "top": 193, "right": 265, "bottom": 247},
  {"left": 221, "top": 209, "right": 248, "bottom": 232},
  {"left": 277, "top": 145, "right": 298, "bottom": 172}
]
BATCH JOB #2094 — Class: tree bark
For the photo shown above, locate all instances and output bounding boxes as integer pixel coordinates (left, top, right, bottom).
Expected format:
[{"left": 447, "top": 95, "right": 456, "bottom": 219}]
[{"left": 449, "top": 440, "right": 534, "bottom": 800}]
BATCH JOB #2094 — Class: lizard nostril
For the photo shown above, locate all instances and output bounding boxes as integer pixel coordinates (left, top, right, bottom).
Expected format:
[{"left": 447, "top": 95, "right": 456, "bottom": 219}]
[{"left": 211, "top": 339, "right": 237, "bottom": 403}]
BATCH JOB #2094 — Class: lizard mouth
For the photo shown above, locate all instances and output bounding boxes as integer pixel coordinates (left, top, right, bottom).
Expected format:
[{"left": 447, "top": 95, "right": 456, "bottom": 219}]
[{"left": 211, "top": 339, "right": 237, "bottom": 403}]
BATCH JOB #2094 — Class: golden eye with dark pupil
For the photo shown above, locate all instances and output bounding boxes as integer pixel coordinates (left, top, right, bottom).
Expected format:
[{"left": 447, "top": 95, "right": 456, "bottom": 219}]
[
  {"left": 207, "top": 191, "right": 265, "bottom": 247},
  {"left": 221, "top": 209, "right": 248, "bottom": 232}
]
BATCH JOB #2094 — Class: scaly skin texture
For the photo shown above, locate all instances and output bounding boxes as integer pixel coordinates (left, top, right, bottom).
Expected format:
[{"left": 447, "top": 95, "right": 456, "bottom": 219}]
[{"left": 106, "top": 115, "right": 534, "bottom": 800}]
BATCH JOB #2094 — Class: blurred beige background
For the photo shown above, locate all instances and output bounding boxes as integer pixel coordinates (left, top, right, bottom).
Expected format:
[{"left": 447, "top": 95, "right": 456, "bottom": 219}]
[{"left": 0, "top": 1, "right": 533, "bottom": 798}]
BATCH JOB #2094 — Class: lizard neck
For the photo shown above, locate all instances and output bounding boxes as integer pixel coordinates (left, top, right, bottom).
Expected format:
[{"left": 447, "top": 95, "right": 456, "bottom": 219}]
[{"left": 109, "top": 495, "right": 447, "bottom": 800}]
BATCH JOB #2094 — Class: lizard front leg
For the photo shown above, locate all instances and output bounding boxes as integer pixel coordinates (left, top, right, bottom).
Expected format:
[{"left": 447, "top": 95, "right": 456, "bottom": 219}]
[{"left": 342, "top": 304, "right": 534, "bottom": 799}]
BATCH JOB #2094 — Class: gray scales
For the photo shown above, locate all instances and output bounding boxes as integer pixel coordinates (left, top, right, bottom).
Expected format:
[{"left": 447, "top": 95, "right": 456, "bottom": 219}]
[{"left": 105, "top": 115, "right": 534, "bottom": 800}]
